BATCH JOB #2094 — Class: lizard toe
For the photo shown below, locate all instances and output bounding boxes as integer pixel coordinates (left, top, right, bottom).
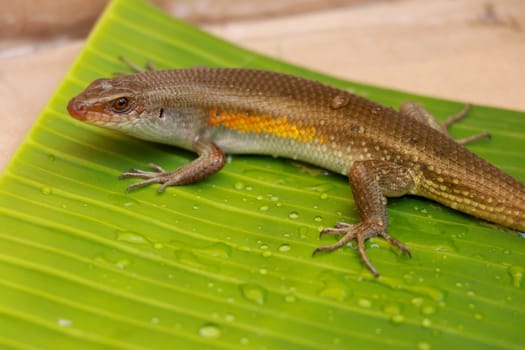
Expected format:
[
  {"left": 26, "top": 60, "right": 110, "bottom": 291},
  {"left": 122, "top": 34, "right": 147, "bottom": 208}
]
[{"left": 315, "top": 221, "right": 408, "bottom": 277}]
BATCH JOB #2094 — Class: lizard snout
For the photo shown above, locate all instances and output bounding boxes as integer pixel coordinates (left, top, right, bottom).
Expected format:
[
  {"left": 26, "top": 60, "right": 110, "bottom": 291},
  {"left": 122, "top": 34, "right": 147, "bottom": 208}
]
[{"left": 67, "top": 97, "right": 89, "bottom": 121}]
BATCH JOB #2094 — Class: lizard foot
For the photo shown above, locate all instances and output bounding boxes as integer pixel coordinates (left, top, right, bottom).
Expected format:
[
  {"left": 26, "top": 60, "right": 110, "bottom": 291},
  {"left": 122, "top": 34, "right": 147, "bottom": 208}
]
[
  {"left": 114, "top": 56, "right": 157, "bottom": 76},
  {"left": 313, "top": 221, "right": 411, "bottom": 277},
  {"left": 119, "top": 140, "right": 226, "bottom": 193},
  {"left": 119, "top": 163, "right": 174, "bottom": 192}
]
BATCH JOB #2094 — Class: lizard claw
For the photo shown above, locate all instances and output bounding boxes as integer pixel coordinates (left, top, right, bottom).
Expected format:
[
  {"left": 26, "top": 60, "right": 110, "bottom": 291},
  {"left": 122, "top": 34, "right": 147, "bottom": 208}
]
[
  {"left": 313, "top": 221, "right": 411, "bottom": 277},
  {"left": 379, "top": 231, "right": 412, "bottom": 258}
]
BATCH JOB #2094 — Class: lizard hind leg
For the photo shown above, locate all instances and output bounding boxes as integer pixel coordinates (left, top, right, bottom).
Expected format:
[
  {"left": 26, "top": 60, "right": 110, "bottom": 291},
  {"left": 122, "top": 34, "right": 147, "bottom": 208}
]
[
  {"left": 114, "top": 56, "right": 157, "bottom": 76},
  {"left": 313, "top": 160, "right": 415, "bottom": 277},
  {"left": 399, "top": 101, "right": 490, "bottom": 145}
]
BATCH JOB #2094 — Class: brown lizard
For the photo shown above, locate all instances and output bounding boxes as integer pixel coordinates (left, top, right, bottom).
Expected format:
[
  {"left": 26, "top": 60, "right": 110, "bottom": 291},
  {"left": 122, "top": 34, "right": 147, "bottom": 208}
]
[{"left": 67, "top": 64, "right": 525, "bottom": 276}]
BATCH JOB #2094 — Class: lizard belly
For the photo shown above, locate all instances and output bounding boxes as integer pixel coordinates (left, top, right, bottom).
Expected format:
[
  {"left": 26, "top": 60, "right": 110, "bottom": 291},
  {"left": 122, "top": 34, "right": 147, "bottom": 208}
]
[{"left": 211, "top": 127, "right": 384, "bottom": 176}]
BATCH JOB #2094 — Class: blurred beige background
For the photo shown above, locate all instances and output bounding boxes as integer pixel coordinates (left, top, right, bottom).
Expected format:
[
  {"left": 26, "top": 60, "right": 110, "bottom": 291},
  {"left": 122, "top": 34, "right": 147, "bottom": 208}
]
[{"left": 1, "top": 0, "right": 524, "bottom": 171}]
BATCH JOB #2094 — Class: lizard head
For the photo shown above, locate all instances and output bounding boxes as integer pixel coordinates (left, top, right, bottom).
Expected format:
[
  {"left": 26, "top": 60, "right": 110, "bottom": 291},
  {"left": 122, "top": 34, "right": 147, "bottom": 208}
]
[
  {"left": 67, "top": 73, "right": 201, "bottom": 149},
  {"left": 67, "top": 76, "right": 146, "bottom": 128}
]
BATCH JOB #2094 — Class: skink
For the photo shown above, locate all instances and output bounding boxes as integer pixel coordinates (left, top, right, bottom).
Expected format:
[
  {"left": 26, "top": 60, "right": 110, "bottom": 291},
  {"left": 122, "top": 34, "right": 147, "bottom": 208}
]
[{"left": 67, "top": 66, "right": 525, "bottom": 277}]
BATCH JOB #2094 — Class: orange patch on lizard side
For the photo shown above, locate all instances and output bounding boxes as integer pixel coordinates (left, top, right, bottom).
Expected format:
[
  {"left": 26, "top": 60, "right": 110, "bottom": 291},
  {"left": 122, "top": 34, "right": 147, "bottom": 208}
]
[{"left": 208, "top": 109, "right": 320, "bottom": 143}]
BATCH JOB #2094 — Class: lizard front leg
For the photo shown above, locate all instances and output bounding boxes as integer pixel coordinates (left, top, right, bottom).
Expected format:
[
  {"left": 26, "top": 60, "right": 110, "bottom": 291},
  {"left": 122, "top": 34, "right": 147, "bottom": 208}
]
[
  {"left": 313, "top": 160, "right": 415, "bottom": 277},
  {"left": 120, "top": 137, "right": 226, "bottom": 192}
]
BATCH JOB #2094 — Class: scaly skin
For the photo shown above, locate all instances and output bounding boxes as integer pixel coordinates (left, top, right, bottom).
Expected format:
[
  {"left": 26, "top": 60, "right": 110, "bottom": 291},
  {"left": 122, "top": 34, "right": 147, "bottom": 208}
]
[{"left": 67, "top": 67, "right": 525, "bottom": 277}]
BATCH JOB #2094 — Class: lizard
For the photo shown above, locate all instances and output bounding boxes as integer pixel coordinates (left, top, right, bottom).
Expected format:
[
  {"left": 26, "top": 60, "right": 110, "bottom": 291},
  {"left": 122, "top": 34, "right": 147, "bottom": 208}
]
[{"left": 67, "top": 61, "right": 525, "bottom": 277}]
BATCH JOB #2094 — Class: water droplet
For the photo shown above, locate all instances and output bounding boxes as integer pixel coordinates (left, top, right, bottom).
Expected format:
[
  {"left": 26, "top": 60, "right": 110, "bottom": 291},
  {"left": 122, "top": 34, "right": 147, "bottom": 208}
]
[
  {"left": 197, "top": 242, "right": 232, "bottom": 259},
  {"left": 357, "top": 298, "right": 372, "bottom": 308},
  {"left": 192, "top": 204, "right": 199, "bottom": 210},
  {"left": 261, "top": 251, "right": 272, "bottom": 258},
  {"left": 150, "top": 317, "right": 160, "bottom": 324},
  {"left": 199, "top": 323, "right": 221, "bottom": 338},
  {"left": 153, "top": 242, "right": 164, "bottom": 249},
  {"left": 259, "top": 205, "right": 269, "bottom": 212},
  {"left": 174, "top": 250, "right": 209, "bottom": 270},
  {"left": 330, "top": 94, "right": 350, "bottom": 109},
  {"left": 47, "top": 154, "right": 56, "bottom": 162},
  {"left": 116, "top": 231, "right": 148, "bottom": 244},
  {"left": 115, "top": 259, "right": 130, "bottom": 269},
  {"left": 224, "top": 313, "right": 235, "bottom": 322},
  {"left": 313, "top": 216, "right": 323, "bottom": 222},
  {"left": 508, "top": 265, "right": 523, "bottom": 288},
  {"left": 308, "top": 182, "right": 333, "bottom": 193},
  {"left": 288, "top": 211, "right": 299, "bottom": 219},
  {"left": 421, "top": 318, "right": 432, "bottom": 328},
  {"left": 107, "top": 193, "right": 139, "bottom": 207},
  {"left": 40, "top": 186, "right": 52, "bottom": 195},
  {"left": 421, "top": 305, "right": 436, "bottom": 315},
  {"left": 240, "top": 337, "right": 250, "bottom": 345},
  {"left": 239, "top": 284, "right": 267, "bottom": 305},
  {"left": 57, "top": 318, "right": 72, "bottom": 327},
  {"left": 369, "top": 242, "right": 380, "bottom": 249},
  {"left": 284, "top": 294, "right": 297, "bottom": 303},
  {"left": 234, "top": 182, "right": 245, "bottom": 190},
  {"left": 259, "top": 268, "right": 268, "bottom": 275},
  {"left": 411, "top": 297, "right": 424, "bottom": 307},
  {"left": 417, "top": 341, "right": 431, "bottom": 350},
  {"left": 278, "top": 243, "right": 291, "bottom": 252},
  {"left": 383, "top": 303, "right": 401, "bottom": 315},
  {"left": 320, "top": 193, "right": 328, "bottom": 199},
  {"left": 473, "top": 313, "right": 483, "bottom": 320},
  {"left": 390, "top": 314, "right": 405, "bottom": 325},
  {"left": 92, "top": 254, "right": 109, "bottom": 266}
]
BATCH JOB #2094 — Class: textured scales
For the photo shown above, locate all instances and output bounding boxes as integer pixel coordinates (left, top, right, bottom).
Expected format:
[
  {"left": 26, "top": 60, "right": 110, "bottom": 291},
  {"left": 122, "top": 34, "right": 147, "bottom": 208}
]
[{"left": 67, "top": 67, "right": 525, "bottom": 277}]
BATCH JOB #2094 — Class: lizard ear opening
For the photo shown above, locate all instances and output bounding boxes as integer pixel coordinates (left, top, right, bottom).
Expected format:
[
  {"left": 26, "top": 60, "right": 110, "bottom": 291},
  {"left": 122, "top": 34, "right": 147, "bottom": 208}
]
[{"left": 112, "top": 97, "right": 131, "bottom": 113}]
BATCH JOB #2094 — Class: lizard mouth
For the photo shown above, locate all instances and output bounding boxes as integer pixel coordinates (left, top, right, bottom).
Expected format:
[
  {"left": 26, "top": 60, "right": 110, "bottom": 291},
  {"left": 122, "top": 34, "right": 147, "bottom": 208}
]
[{"left": 67, "top": 97, "right": 109, "bottom": 123}]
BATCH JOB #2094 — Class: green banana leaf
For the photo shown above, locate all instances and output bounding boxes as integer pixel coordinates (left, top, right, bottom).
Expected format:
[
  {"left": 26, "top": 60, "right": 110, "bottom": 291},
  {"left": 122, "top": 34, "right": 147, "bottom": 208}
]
[{"left": 1, "top": 0, "right": 524, "bottom": 349}]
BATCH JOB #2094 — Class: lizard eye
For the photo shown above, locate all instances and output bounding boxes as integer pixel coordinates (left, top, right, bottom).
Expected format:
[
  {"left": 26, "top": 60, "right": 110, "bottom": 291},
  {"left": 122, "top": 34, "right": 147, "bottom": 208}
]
[{"left": 112, "top": 97, "right": 130, "bottom": 113}]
